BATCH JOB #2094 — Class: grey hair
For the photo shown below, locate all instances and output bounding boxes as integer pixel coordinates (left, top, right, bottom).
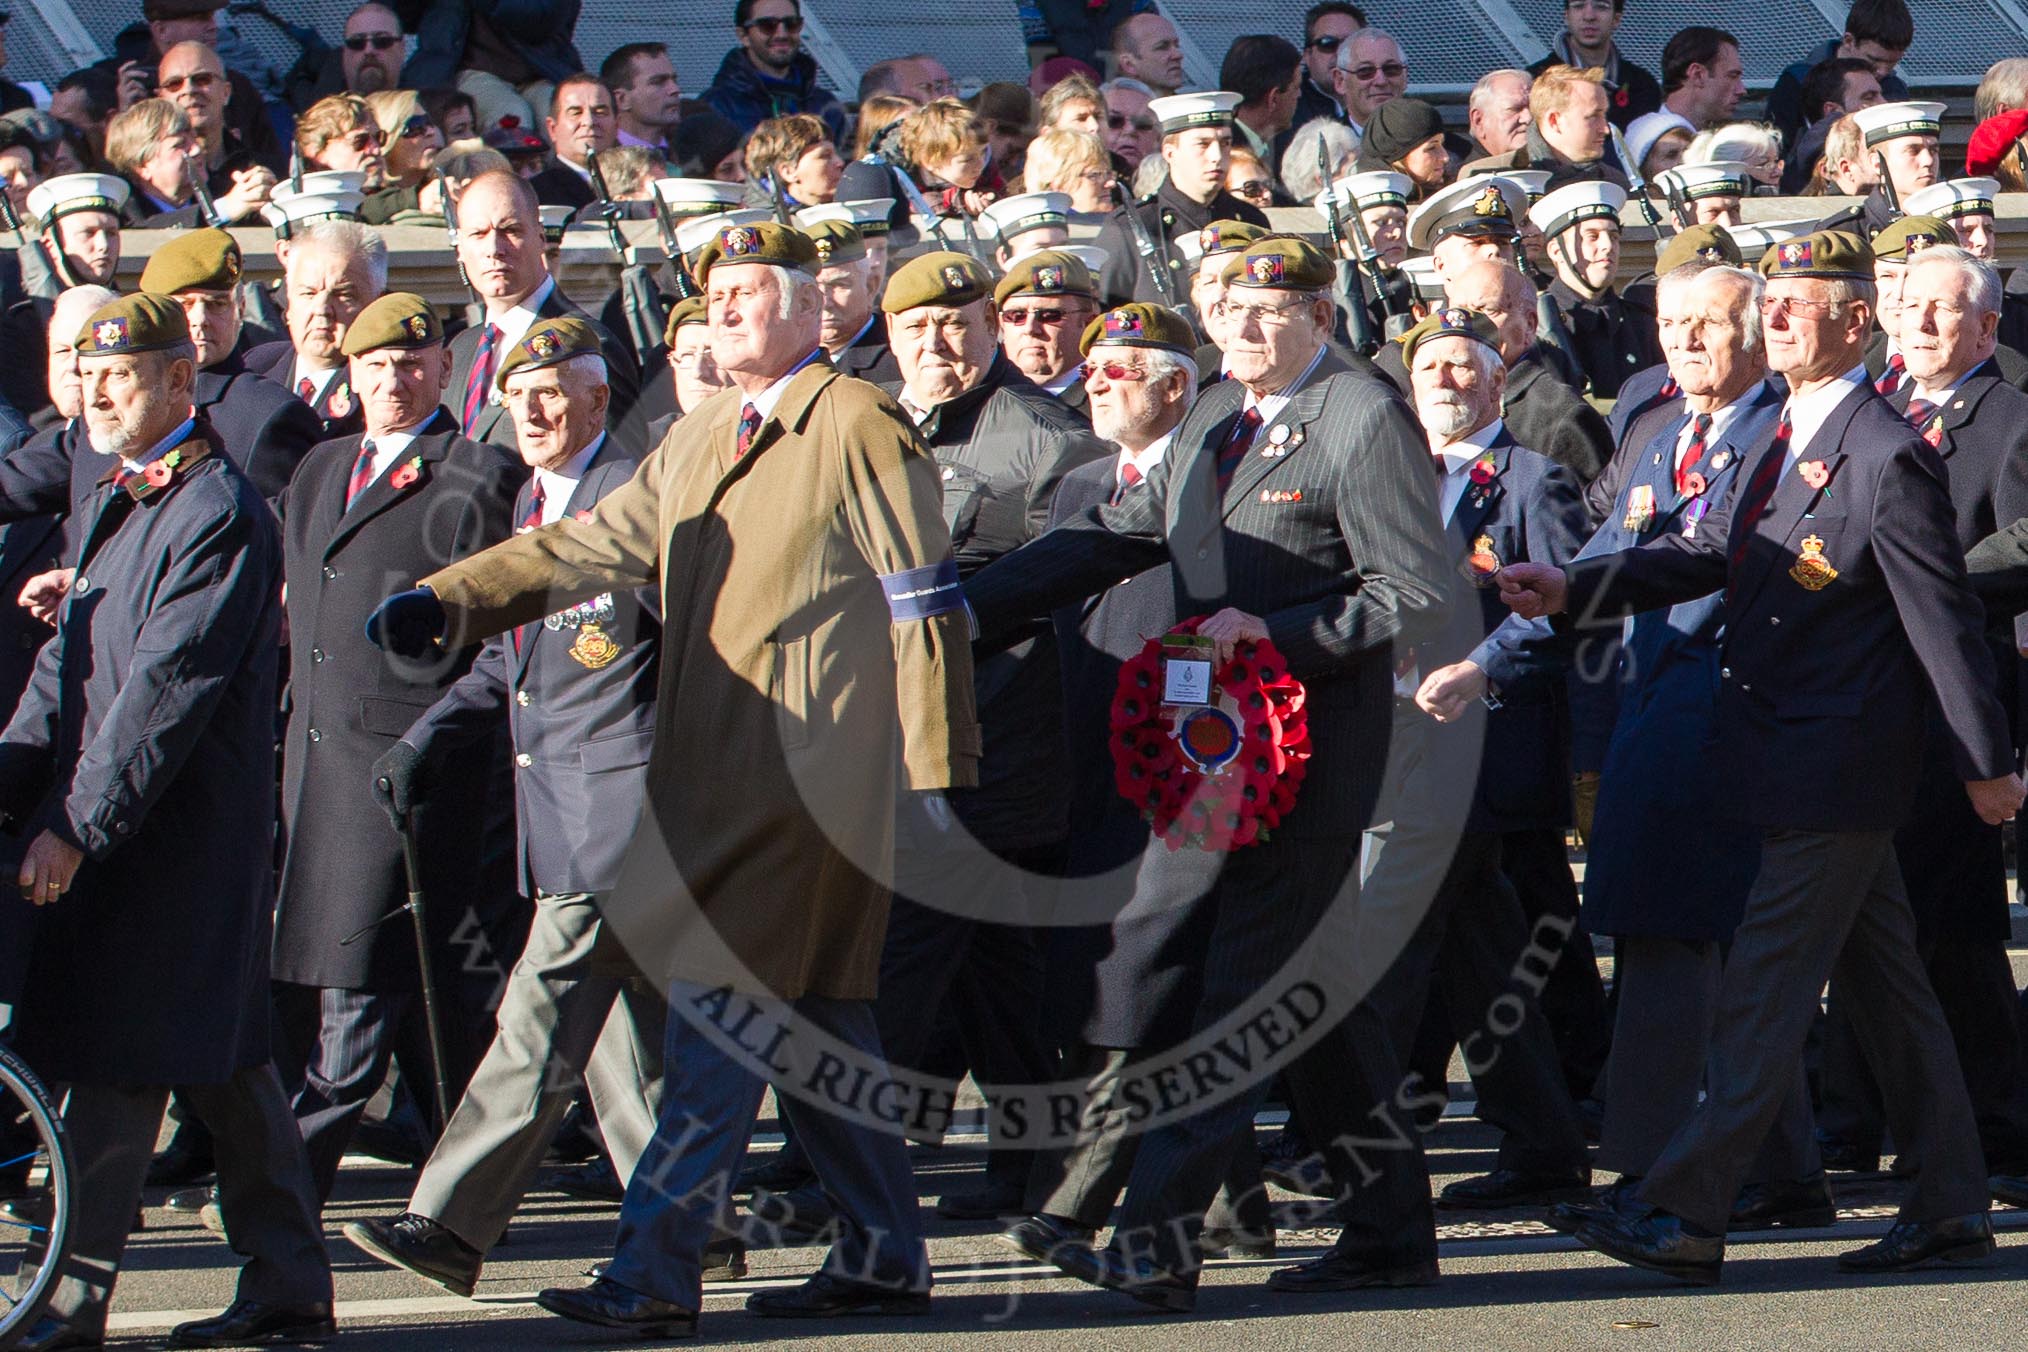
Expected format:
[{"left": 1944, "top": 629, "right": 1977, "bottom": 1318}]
[
  {"left": 51, "top": 284, "right": 118, "bottom": 337},
  {"left": 1685, "top": 122, "right": 1781, "bottom": 168},
  {"left": 759, "top": 263, "right": 819, "bottom": 320},
  {"left": 1905, "top": 243, "right": 2003, "bottom": 319},
  {"left": 1974, "top": 58, "right": 2028, "bottom": 125},
  {"left": 1141, "top": 348, "right": 1198, "bottom": 410},
  {"left": 561, "top": 352, "right": 609, "bottom": 387},
  {"left": 1282, "top": 116, "right": 1356, "bottom": 201},
  {"left": 1100, "top": 77, "right": 1156, "bottom": 98},
  {"left": 1700, "top": 264, "right": 1765, "bottom": 353},
  {"left": 1335, "top": 28, "right": 1400, "bottom": 70},
  {"left": 1461, "top": 338, "right": 1503, "bottom": 385},
  {"left": 290, "top": 219, "right": 390, "bottom": 295},
  {"left": 1469, "top": 69, "right": 1531, "bottom": 114},
  {"left": 1816, "top": 275, "right": 1878, "bottom": 313}
]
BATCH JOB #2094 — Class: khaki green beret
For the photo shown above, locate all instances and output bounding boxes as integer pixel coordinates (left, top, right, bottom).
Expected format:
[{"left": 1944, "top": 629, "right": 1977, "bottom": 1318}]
[
  {"left": 1654, "top": 223, "right": 1743, "bottom": 276},
  {"left": 137, "top": 227, "right": 242, "bottom": 294},
  {"left": 881, "top": 250, "right": 995, "bottom": 314},
  {"left": 803, "top": 218, "right": 867, "bottom": 268},
  {"left": 992, "top": 250, "right": 1097, "bottom": 307},
  {"left": 1870, "top": 214, "right": 1957, "bottom": 264},
  {"left": 497, "top": 316, "right": 603, "bottom": 390},
  {"left": 693, "top": 221, "right": 821, "bottom": 287},
  {"left": 1199, "top": 219, "right": 1266, "bottom": 257},
  {"left": 340, "top": 292, "right": 443, "bottom": 357},
  {"left": 1401, "top": 305, "right": 1502, "bottom": 367},
  {"left": 75, "top": 292, "right": 191, "bottom": 357},
  {"left": 1078, "top": 302, "right": 1196, "bottom": 357},
  {"left": 662, "top": 294, "right": 708, "bottom": 347},
  {"left": 1219, "top": 235, "right": 1333, "bottom": 292},
  {"left": 1757, "top": 229, "right": 1873, "bottom": 281}
]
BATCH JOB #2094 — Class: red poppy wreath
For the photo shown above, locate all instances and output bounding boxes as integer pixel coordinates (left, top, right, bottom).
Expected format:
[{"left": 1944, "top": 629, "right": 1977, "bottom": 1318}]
[{"left": 1109, "top": 616, "right": 1311, "bottom": 851}]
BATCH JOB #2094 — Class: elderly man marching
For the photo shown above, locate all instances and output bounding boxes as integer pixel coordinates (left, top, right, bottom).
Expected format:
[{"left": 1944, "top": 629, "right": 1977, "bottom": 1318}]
[
  {"left": 366, "top": 221, "right": 979, "bottom": 1335},
  {"left": 343, "top": 316, "right": 686, "bottom": 1296}
]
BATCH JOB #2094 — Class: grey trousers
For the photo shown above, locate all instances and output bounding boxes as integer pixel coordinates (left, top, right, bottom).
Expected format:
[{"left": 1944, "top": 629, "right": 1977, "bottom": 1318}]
[
  {"left": 1596, "top": 933, "right": 1817, "bottom": 1184},
  {"left": 51, "top": 1065, "right": 331, "bottom": 1334},
  {"left": 409, "top": 890, "right": 666, "bottom": 1253},
  {"left": 1641, "top": 829, "right": 1988, "bottom": 1232}
]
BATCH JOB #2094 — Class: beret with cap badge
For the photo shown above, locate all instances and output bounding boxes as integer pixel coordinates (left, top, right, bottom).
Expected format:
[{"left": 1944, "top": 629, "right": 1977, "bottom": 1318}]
[
  {"left": 496, "top": 316, "right": 603, "bottom": 390},
  {"left": 1400, "top": 305, "right": 1503, "bottom": 366},
  {"left": 75, "top": 293, "right": 192, "bottom": 357},
  {"left": 1078, "top": 302, "right": 1196, "bottom": 357},
  {"left": 138, "top": 227, "right": 242, "bottom": 294},
  {"left": 693, "top": 221, "right": 821, "bottom": 287},
  {"left": 881, "top": 250, "right": 996, "bottom": 313},
  {"left": 340, "top": 292, "right": 444, "bottom": 357}
]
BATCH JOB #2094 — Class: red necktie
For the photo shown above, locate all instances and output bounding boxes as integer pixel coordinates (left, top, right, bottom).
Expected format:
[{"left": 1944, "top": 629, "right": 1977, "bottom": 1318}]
[
  {"left": 512, "top": 480, "right": 546, "bottom": 654},
  {"left": 735, "top": 402, "right": 762, "bottom": 457},
  {"left": 1727, "top": 415, "right": 1791, "bottom": 572},
  {"left": 1111, "top": 459, "right": 1143, "bottom": 505},
  {"left": 1874, "top": 353, "right": 1905, "bottom": 396},
  {"left": 297, "top": 376, "right": 315, "bottom": 404},
  {"left": 1216, "top": 407, "right": 1263, "bottom": 491},
  {"left": 343, "top": 440, "right": 377, "bottom": 510},
  {"left": 461, "top": 324, "right": 499, "bottom": 434},
  {"left": 1675, "top": 413, "right": 1712, "bottom": 494},
  {"left": 1904, "top": 397, "right": 1942, "bottom": 446}
]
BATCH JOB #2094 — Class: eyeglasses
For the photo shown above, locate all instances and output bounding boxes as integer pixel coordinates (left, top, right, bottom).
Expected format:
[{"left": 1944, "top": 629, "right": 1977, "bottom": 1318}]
[
  {"left": 1233, "top": 179, "right": 1271, "bottom": 199},
  {"left": 1000, "top": 306, "right": 1073, "bottom": 326},
  {"left": 398, "top": 113, "right": 433, "bottom": 139},
  {"left": 341, "top": 129, "right": 383, "bottom": 152},
  {"left": 1307, "top": 34, "right": 1344, "bottom": 52},
  {"left": 1079, "top": 360, "right": 1150, "bottom": 382},
  {"left": 343, "top": 32, "right": 401, "bottom": 51},
  {"left": 1216, "top": 296, "right": 1314, "bottom": 326},
  {"left": 1345, "top": 62, "right": 1407, "bottom": 82},
  {"left": 744, "top": 15, "right": 804, "bottom": 34},
  {"left": 1106, "top": 113, "right": 1157, "bottom": 132},
  {"left": 159, "top": 71, "right": 220, "bottom": 92},
  {"left": 1759, "top": 295, "right": 1841, "bottom": 318}
]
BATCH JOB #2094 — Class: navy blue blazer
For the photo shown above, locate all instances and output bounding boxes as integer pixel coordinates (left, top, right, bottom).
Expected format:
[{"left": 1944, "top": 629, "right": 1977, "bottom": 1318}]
[
  {"left": 194, "top": 355, "right": 327, "bottom": 501},
  {"left": 1563, "top": 379, "right": 2015, "bottom": 833},
  {"left": 242, "top": 339, "right": 367, "bottom": 444},
  {"left": 401, "top": 441, "right": 659, "bottom": 897}
]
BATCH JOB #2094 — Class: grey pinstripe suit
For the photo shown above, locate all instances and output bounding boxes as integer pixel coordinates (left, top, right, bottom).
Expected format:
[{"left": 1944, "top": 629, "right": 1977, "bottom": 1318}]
[{"left": 967, "top": 345, "right": 1457, "bottom": 1280}]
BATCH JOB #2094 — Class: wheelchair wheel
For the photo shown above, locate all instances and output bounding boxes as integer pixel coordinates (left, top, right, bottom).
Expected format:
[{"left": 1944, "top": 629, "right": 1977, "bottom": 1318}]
[{"left": 0, "top": 1042, "right": 71, "bottom": 1350}]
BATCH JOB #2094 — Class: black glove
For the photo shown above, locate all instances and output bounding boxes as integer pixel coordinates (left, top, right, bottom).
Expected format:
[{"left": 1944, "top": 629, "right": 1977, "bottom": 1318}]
[
  {"left": 365, "top": 586, "right": 446, "bottom": 658},
  {"left": 370, "top": 740, "right": 427, "bottom": 829}
]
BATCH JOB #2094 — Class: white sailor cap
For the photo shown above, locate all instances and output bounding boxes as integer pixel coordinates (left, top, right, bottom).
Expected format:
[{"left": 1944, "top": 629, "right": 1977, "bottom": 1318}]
[
  {"left": 276, "top": 170, "right": 366, "bottom": 198},
  {"left": 1656, "top": 161, "right": 1751, "bottom": 201},
  {"left": 1055, "top": 243, "right": 1110, "bottom": 276},
  {"left": 1319, "top": 171, "right": 1411, "bottom": 214},
  {"left": 1398, "top": 255, "right": 1443, "bottom": 304},
  {"left": 1148, "top": 91, "right": 1241, "bottom": 135},
  {"left": 538, "top": 203, "right": 575, "bottom": 241},
  {"left": 980, "top": 191, "right": 1071, "bottom": 245},
  {"left": 1529, "top": 180, "right": 1627, "bottom": 239},
  {"left": 795, "top": 197, "right": 893, "bottom": 237},
  {"left": 651, "top": 178, "right": 748, "bottom": 218},
  {"left": 1503, "top": 170, "right": 1552, "bottom": 204},
  {"left": 675, "top": 207, "right": 771, "bottom": 257},
  {"left": 1176, "top": 231, "right": 1207, "bottom": 263},
  {"left": 1406, "top": 175, "right": 1527, "bottom": 252},
  {"left": 1903, "top": 177, "right": 2000, "bottom": 221},
  {"left": 1723, "top": 218, "right": 1818, "bottom": 257},
  {"left": 27, "top": 172, "right": 129, "bottom": 226},
  {"left": 259, "top": 189, "right": 366, "bottom": 233},
  {"left": 1850, "top": 101, "right": 1946, "bottom": 148}
]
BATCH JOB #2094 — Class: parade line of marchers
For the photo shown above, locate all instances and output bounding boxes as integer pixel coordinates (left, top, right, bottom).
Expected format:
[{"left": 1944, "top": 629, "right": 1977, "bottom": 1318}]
[{"left": 688, "top": 981, "right": 1331, "bottom": 1145}]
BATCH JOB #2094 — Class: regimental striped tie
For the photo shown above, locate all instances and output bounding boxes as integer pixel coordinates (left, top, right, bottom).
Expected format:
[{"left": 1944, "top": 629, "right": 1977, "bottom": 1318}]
[
  {"left": 512, "top": 480, "right": 546, "bottom": 654},
  {"left": 1675, "top": 412, "right": 1712, "bottom": 494},
  {"left": 1216, "top": 407, "right": 1263, "bottom": 492},
  {"left": 1874, "top": 352, "right": 1905, "bottom": 396},
  {"left": 1727, "top": 415, "right": 1791, "bottom": 572},
  {"left": 1904, "top": 397, "right": 1942, "bottom": 446},
  {"left": 343, "top": 439, "right": 377, "bottom": 510},
  {"left": 461, "top": 324, "right": 499, "bottom": 433},
  {"left": 735, "top": 402, "right": 762, "bottom": 457}
]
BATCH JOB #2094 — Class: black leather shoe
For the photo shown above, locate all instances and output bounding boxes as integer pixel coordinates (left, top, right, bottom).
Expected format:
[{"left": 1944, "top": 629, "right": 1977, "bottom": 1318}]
[
  {"left": 1993, "top": 1175, "right": 2028, "bottom": 1209},
  {"left": 166, "top": 1299, "right": 336, "bottom": 1347},
  {"left": 14, "top": 1317, "right": 101, "bottom": 1351},
  {"left": 747, "top": 1183, "right": 839, "bottom": 1244},
  {"left": 546, "top": 1157, "right": 625, "bottom": 1204},
  {"left": 1572, "top": 1209, "right": 1723, "bottom": 1285},
  {"left": 1438, "top": 1167, "right": 1591, "bottom": 1209},
  {"left": 344, "top": 1213, "right": 483, "bottom": 1298},
  {"left": 1729, "top": 1174, "right": 1836, "bottom": 1232},
  {"left": 746, "top": 1272, "right": 931, "bottom": 1318},
  {"left": 935, "top": 1179, "right": 1026, "bottom": 1220},
  {"left": 352, "top": 1115, "right": 430, "bottom": 1168},
  {"left": 536, "top": 1278, "right": 697, "bottom": 1337},
  {"left": 1817, "top": 1136, "right": 1881, "bottom": 1174},
  {"left": 1199, "top": 1225, "right": 1276, "bottom": 1260},
  {"left": 146, "top": 1136, "right": 216, "bottom": 1189},
  {"left": 704, "top": 1237, "right": 749, "bottom": 1282},
  {"left": 998, "top": 1212, "right": 1094, "bottom": 1262},
  {"left": 1050, "top": 1245, "right": 1196, "bottom": 1313},
  {"left": 1264, "top": 1252, "right": 1438, "bottom": 1293},
  {"left": 166, "top": 1183, "right": 215, "bottom": 1213},
  {"left": 1546, "top": 1177, "right": 1643, "bottom": 1235},
  {"left": 1837, "top": 1213, "right": 1995, "bottom": 1272},
  {"left": 735, "top": 1155, "right": 814, "bottom": 1196}
]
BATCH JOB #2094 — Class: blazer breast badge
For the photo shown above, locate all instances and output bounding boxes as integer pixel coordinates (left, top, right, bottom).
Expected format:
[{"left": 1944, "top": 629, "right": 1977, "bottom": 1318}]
[{"left": 1789, "top": 534, "right": 1838, "bottom": 591}]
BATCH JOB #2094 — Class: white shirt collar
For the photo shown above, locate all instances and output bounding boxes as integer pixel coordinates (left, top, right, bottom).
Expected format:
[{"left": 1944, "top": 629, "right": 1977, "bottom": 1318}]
[
  {"left": 1782, "top": 365, "right": 1868, "bottom": 460},
  {"left": 1433, "top": 416, "right": 1505, "bottom": 472},
  {"left": 1682, "top": 383, "right": 1762, "bottom": 448},
  {"left": 746, "top": 349, "right": 825, "bottom": 423},
  {"left": 1119, "top": 428, "right": 1175, "bottom": 484},
  {"left": 1042, "top": 366, "right": 1082, "bottom": 396},
  {"left": 291, "top": 359, "right": 342, "bottom": 405},
  {"left": 1241, "top": 343, "right": 1328, "bottom": 427},
  {"left": 487, "top": 275, "right": 559, "bottom": 348},
  {"left": 532, "top": 433, "right": 604, "bottom": 524},
  {"left": 354, "top": 426, "right": 423, "bottom": 487}
]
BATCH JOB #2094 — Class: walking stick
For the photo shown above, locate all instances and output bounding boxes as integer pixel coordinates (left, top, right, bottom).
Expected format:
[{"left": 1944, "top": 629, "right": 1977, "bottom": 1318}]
[{"left": 342, "top": 798, "right": 455, "bottom": 1126}]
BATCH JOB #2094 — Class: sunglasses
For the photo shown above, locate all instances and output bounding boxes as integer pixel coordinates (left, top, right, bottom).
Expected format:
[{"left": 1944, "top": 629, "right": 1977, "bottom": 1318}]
[
  {"left": 744, "top": 15, "right": 804, "bottom": 34},
  {"left": 1000, "top": 306, "right": 1073, "bottom": 326},
  {"left": 159, "top": 71, "right": 220, "bottom": 92},
  {"left": 341, "top": 129, "right": 383, "bottom": 152},
  {"left": 1079, "top": 360, "right": 1150, "bottom": 382},
  {"left": 1234, "top": 179, "right": 1271, "bottom": 198},
  {"left": 1106, "top": 113, "right": 1156, "bottom": 132},
  {"left": 398, "top": 113, "right": 432, "bottom": 139},
  {"left": 1307, "top": 34, "right": 1343, "bottom": 52},
  {"left": 344, "top": 32, "right": 401, "bottom": 51},
  {"left": 1346, "top": 62, "right": 1407, "bottom": 81}
]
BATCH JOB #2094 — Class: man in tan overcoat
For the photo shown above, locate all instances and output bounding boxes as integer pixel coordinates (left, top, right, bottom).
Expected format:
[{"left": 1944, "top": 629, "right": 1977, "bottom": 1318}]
[{"left": 366, "top": 221, "right": 979, "bottom": 1336}]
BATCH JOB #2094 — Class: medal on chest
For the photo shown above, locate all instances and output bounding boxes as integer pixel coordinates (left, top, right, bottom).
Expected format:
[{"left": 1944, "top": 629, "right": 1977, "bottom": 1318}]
[{"left": 1623, "top": 484, "right": 1656, "bottom": 532}]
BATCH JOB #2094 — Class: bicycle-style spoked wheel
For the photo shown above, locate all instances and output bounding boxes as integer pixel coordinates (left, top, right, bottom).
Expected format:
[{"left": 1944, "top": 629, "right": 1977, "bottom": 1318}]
[{"left": 0, "top": 1042, "right": 70, "bottom": 1350}]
